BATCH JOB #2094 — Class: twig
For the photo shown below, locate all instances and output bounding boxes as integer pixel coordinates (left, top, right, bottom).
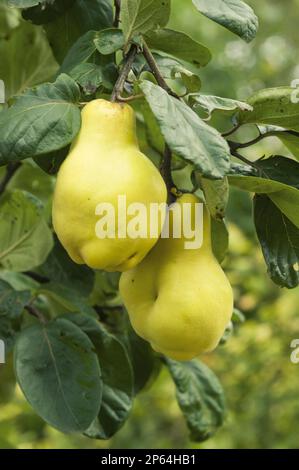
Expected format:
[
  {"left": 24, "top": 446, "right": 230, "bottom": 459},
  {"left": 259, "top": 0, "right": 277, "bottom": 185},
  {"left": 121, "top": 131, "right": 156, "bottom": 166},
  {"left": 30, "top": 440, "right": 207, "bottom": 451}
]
[
  {"left": 25, "top": 304, "right": 47, "bottom": 324},
  {"left": 230, "top": 147, "right": 258, "bottom": 167},
  {"left": 222, "top": 124, "right": 241, "bottom": 137},
  {"left": 114, "top": 0, "right": 121, "bottom": 27},
  {"left": 0, "top": 162, "right": 21, "bottom": 196},
  {"left": 111, "top": 44, "right": 138, "bottom": 102},
  {"left": 142, "top": 40, "right": 179, "bottom": 98},
  {"left": 116, "top": 93, "right": 144, "bottom": 102},
  {"left": 160, "top": 145, "right": 177, "bottom": 203},
  {"left": 24, "top": 271, "right": 49, "bottom": 284}
]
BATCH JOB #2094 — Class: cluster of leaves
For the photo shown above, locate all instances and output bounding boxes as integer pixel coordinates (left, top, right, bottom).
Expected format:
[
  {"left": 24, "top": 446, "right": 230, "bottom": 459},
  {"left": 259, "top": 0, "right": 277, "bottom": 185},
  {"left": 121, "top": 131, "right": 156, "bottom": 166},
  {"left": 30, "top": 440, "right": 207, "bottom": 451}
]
[{"left": 0, "top": 0, "right": 298, "bottom": 442}]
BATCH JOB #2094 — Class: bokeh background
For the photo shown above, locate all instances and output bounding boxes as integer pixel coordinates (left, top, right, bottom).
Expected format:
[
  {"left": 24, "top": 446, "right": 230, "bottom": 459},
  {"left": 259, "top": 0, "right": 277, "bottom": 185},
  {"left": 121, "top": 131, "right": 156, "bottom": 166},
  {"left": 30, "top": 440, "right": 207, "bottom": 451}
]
[{"left": 1, "top": 0, "right": 299, "bottom": 449}]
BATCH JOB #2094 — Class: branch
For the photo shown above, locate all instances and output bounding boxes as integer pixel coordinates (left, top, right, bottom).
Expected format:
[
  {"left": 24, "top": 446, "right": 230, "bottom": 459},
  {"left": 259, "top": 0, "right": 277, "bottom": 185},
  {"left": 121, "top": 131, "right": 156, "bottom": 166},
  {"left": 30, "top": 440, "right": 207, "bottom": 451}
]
[
  {"left": 229, "top": 145, "right": 258, "bottom": 167},
  {"left": 113, "top": 0, "right": 121, "bottom": 27},
  {"left": 160, "top": 145, "right": 177, "bottom": 203},
  {"left": 25, "top": 304, "right": 47, "bottom": 324},
  {"left": 111, "top": 44, "right": 138, "bottom": 102},
  {"left": 228, "top": 129, "right": 299, "bottom": 150},
  {"left": 0, "top": 162, "right": 21, "bottom": 196},
  {"left": 142, "top": 40, "right": 179, "bottom": 98},
  {"left": 24, "top": 271, "right": 49, "bottom": 284}
]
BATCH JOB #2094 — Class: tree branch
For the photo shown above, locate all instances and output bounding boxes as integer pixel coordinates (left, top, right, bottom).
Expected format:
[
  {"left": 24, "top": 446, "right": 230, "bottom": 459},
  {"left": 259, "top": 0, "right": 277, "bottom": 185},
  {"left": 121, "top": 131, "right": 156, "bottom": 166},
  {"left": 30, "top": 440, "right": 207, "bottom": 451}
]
[
  {"left": 111, "top": 44, "right": 138, "bottom": 102},
  {"left": 142, "top": 40, "right": 179, "bottom": 98},
  {"left": 114, "top": 0, "right": 121, "bottom": 27},
  {"left": 24, "top": 271, "right": 49, "bottom": 284},
  {"left": 25, "top": 304, "right": 47, "bottom": 324},
  {"left": 0, "top": 162, "right": 21, "bottom": 196}
]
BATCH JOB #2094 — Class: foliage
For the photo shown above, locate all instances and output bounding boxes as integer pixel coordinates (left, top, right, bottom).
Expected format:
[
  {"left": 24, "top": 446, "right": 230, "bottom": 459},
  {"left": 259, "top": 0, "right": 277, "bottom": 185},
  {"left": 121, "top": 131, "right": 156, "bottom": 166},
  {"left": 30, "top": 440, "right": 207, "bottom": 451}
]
[{"left": 0, "top": 0, "right": 299, "bottom": 449}]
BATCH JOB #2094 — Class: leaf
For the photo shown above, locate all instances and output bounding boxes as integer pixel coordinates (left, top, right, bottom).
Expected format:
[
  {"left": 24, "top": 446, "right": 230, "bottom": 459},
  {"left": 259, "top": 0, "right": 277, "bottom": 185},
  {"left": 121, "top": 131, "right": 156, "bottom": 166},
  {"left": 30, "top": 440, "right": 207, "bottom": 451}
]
[
  {"left": 0, "top": 3, "right": 20, "bottom": 38},
  {"left": 228, "top": 157, "right": 299, "bottom": 228},
  {"left": 239, "top": 87, "right": 299, "bottom": 132},
  {"left": 211, "top": 219, "right": 229, "bottom": 263},
  {"left": 94, "top": 28, "right": 125, "bottom": 55},
  {"left": 69, "top": 64, "right": 103, "bottom": 95},
  {"left": 145, "top": 29, "right": 211, "bottom": 67},
  {"left": 0, "top": 317, "right": 17, "bottom": 352},
  {"left": 0, "top": 279, "right": 30, "bottom": 319},
  {"left": 14, "top": 318, "right": 102, "bottom": 433},
  {"left": 190, "top": 94, "right": 252, "bottom": 120},
  {"left": 38, "top": 282, "right": 96, "bottom": 317},
  {"left": 22, "top": 0, "right": 74, "bottom": 23},
  {"left": 0, "top": 190, "right": 53, "bottom": 272},
  {"left": 0, "top": 19, "right": 58, "bottom": 99},
  {"left": 166, "top": 358, "right": 226, "bottom": 442},
  {"left": 200, "top": 177, "right": 229, "bottom": 220},
  {"left": 0, "top": 74, "right": 81, "bottom": 165},
  {"left": 192, "top": 0, "right": 258, "bottom": 43},
  {"left": 254, "top": 195, "right": 299, "bottom": 289},
  {"left": 121, "top": 0, "right": 170, "bottom": 43},
  {"left": 124, "top": 319, "right": 158, "bottom": 395},
  {"left": 8, "top": 0, "right": 39, "bottom": 6},
  {"left": 43, "top": 0, "right": 113, "bottom": 63},
  {"left": 276, "top": 131, "right": 299, "bottom": 160},
  {"left": 140, "top": 80, "right": 230, "bottom": 179},
  {"left": 59, "top": 30, "right": 100, "bottom": 74},
  {"left": 39, "top": 238, "right": 95, "bottom": 297},
  {"left": 64, "top": 314, "right": 133, "bottom": 439},
  {"left": 33, "top": 145, "right": 69, "bottom": 175}
]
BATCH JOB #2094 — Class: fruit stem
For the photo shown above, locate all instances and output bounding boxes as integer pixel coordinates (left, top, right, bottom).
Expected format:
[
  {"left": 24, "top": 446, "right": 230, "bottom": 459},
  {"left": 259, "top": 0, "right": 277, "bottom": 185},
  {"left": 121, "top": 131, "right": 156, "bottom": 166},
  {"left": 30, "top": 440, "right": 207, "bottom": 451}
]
[
  {"left": 160, "top": 145, "right": 177, "bottom": 204},
  {"left": 142, "top": 40, "right": 179, "bottom": 99},
  {"left": 111, "top": 44, "right": 138, "bottom": 102}
]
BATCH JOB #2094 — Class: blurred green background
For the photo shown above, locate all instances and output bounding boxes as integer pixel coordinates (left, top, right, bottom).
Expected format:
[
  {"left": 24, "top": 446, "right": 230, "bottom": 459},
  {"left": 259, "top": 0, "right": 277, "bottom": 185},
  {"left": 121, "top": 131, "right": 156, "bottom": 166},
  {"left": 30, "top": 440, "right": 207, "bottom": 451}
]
[{"left": 1, "top": 0, "right": 299, "bottom": 449}]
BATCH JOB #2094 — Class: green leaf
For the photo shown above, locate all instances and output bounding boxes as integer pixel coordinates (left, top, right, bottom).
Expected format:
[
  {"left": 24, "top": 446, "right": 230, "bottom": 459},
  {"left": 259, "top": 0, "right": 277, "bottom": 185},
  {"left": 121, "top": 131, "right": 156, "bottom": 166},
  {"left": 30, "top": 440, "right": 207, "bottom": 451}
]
[
  {"left": 211, "top": 219, "right": 229, "bottom": 263},
  {"left": 0, "top": 3, "right": 20, "bottom": 38},
  {"left": 140, "top": 80, "right": 230, "bottom": 179},
  {"left": 276, "top": 131, "right": 299, "bottom": 160},
  {"left": 124, "top": 320, "right": 158, "bottom": 395},
  {"left": 22, "top": 0, "right": 73, "bottom": 23},
  {"left": 254, "top": 195, "right": 299, "bottom": 289},
  {"left": 166, "top": 358, "right": 226, "bottom": 442},
  {"left": 64, "top": 314, "right": 133, "bottom": 439},
  {"left": 69, "top": 63, "right": 103, "bottom": 95},
  {"left": 228, "top": 157, "right": 299, "bottom": 228},
  {"left": 0, "top": 190, "right": 53, "bottom": 272},
  {"left": 192, "top": 0, "right": 258, "bottom": 43},
  {"left": 38, "top": 282, "right": 96, "bottom": 317},
  {"left": 39, "top": 238, "right": 95, "bottom": 297},
  {"left": 14, "top": 318, "right": 102, "bottom": 433},
  {"left": 8, "top": 0, "right": 39, "bottom": 6},
  {"left": 239, "top": 87, "right": 299, "bottom": 132},
  {"left": 121, "top": 0, "right": 170, "bottom": 43},
  {"left": 190, "top": 94, "right": 252, "bottom": 120},
  {"left": 33, "top": 146, "right": 69, "bottom": 175},
  {"left": 43, "top": 0, "right": 113, "bottom": 63},
  {"left": 0, "top": 74, "right": 81, "bottom": 165},
  {"left": 200, "top": 177, "right": 229, "bottom": 220},
  {"left": 0, "top": 279, "right": 30, "bottom": 319},
  {"left": 0, "top": 20, "right": 58, "bottom": 99},
  {"left": 94, "top": 28, "right": 125, "bottom": 55},
  {"left": 0, "top": 317, "right": 17, "bottom": 352},
  {"left": 59, "top": 30, "right": 100, "bottom": 74},
  {"left": 145, "top": 29, "right": 211, "bottom": 67}
]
